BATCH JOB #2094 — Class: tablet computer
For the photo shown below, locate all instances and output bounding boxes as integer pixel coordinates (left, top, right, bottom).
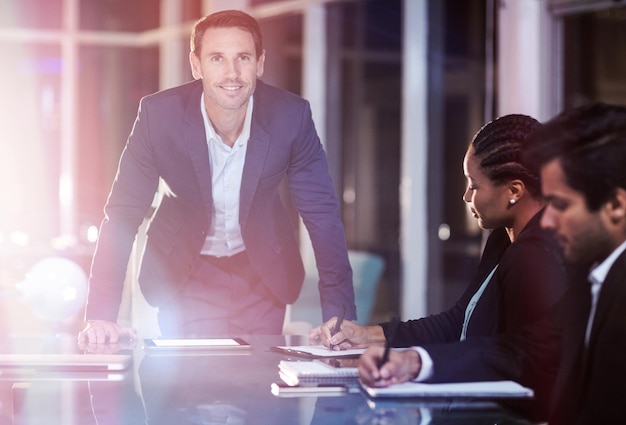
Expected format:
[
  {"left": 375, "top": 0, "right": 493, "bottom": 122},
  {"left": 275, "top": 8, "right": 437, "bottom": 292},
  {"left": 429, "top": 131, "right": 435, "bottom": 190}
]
[
  {"left": 142, "top": 338, "right": 251, "bottom": 351},
  {"left": 0, "top": 336, "right": 132, "bottom": 377},
  {"left": 0, "top": 353, "right": 131, "bottom": 372}
]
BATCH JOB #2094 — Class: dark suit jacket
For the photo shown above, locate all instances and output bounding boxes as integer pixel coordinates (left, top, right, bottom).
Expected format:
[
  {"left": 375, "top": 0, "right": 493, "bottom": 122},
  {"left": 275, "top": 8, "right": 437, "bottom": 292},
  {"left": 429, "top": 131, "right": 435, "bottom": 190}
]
[
  {"left": 549, "top": 249, "right": 626, "bottom": 425},
  {"left": 415, "top": 249, "right": 626, "bottom": 423},
  {"left": 377, "top": 211, "right": 566, "bottom": 421},
  {"left": 382, "top": 210, "right": 566, "bottom": 346},
  {"left": 86, "top": 79, "right": 356, "bottom": 323}
]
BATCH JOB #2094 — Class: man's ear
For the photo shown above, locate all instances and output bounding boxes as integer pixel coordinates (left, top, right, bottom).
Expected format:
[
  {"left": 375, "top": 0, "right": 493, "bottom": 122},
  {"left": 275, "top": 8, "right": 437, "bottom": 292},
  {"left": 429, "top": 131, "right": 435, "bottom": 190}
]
[
  {"left": 189, "top": 52, "right": 201, "bottom": 80},
  {"left": 606, "top": 187, "right": 626, "bottom": 224},
  {"left": 256, "top": 49, "right": 266, "bottom": 78}
]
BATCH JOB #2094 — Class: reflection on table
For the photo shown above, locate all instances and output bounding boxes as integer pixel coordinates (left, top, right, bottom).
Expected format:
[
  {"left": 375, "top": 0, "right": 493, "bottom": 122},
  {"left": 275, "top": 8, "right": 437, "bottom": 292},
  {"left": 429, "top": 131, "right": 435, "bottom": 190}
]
[{"left": 1, "top": 335, "right": 536, "bottom": 425}]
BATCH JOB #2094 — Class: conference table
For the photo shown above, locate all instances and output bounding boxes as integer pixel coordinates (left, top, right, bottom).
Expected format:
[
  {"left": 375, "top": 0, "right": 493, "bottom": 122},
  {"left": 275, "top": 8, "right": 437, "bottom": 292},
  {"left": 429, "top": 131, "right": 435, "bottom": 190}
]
[{"left": 1, "top": 334, "right": 538, "bottom": 424}]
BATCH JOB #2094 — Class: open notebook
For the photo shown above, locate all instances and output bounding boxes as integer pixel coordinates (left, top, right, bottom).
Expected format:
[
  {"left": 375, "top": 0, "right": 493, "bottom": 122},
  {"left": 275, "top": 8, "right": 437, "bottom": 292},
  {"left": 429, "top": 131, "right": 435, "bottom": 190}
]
[
  {"left": 361, "top": 380, "right": 534, "bottom": 399},
  {"left": 272, "top": 345, "right": 365, "bottom": 358}
]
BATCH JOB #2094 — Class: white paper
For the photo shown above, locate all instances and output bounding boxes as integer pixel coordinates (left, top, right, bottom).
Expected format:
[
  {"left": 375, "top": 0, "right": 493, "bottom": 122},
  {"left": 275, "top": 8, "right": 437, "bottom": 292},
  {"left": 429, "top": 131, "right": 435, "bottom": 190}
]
[
  {"left": 274, "top": 345, "right": 365, "bottom": 357},
  {"left": 362, "top": 380, "right": 534, "bottom": 399}
]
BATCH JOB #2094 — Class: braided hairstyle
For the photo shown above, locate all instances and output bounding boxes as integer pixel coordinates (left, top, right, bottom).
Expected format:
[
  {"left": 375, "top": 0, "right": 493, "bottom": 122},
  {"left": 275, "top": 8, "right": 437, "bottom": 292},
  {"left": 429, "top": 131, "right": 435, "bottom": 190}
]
[{"left": 470, "top": 114, "right": 542, "bottom": 198}]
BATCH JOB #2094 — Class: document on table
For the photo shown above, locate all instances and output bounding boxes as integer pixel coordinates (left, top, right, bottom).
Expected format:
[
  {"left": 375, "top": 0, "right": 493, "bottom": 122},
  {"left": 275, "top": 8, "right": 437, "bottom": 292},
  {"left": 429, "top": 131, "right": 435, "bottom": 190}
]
[
  {"left": 272, "top": 345, "right": 365, "bottom": 358},
  {"left": 361, "top": 380, "right": 534, "bottom": 399},
  {"left": 278, "top": 359, "right": 359, "bottom": 386}
]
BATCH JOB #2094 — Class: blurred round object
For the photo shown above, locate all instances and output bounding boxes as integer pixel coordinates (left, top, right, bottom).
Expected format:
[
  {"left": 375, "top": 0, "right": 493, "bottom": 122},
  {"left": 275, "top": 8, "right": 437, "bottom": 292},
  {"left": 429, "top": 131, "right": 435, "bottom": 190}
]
[{"left": 18, "top": 256, "right": 88, "bottom": 322}]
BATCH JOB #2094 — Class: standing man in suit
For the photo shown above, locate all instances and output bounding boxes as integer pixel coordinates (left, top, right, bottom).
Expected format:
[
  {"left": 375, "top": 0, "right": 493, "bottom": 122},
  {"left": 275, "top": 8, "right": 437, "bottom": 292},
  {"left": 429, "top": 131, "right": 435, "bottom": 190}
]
[
  {"left": 78, "top": 9, "right": 355, "bottom": 342},
  {"left": 523, "top": 102, "right": 626, "bottom": 424}
]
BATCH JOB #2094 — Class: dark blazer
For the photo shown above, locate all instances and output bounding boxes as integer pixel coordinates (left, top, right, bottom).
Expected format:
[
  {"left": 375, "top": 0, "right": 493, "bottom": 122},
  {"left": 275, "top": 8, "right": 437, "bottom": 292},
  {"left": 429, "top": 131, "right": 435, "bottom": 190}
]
[
  {"left": 377, "top": 211, "right": 566, "bottom": 421},
  {"left": 86, "top": 79, "right": 356, "bottom": 323},
  {"left": 383, "top": 210, "right": 566, "bottom": 346},
  {"left": 415, "top": 248, "right": 626, "bottom": 423},
  {"left": 549, "top": 249, "right": 626, "bottom": 425}
]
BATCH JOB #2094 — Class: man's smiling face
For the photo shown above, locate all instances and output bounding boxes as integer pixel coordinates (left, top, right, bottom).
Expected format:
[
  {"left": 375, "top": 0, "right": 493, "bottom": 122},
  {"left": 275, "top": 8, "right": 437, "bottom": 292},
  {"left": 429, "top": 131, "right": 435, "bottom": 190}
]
[{"left": 190, "top": 26, "right": 265, "bottom": 114}]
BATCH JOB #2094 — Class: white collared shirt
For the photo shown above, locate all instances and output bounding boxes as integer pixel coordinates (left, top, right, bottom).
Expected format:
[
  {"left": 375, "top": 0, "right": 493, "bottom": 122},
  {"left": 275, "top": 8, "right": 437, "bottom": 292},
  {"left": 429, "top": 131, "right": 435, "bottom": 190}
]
[
  {"left": 585, "top": 239, "right": 626, "bottom": 344},
  {"left": 199, "top": 94, "right": 253, "bottom": 257}
]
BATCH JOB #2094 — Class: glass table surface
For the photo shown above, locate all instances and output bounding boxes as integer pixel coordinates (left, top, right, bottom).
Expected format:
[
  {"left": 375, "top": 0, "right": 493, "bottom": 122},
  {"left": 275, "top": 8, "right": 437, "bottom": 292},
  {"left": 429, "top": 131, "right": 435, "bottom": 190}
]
[{"left": 0, "top": 334, "right": 537, "bottom": 425}]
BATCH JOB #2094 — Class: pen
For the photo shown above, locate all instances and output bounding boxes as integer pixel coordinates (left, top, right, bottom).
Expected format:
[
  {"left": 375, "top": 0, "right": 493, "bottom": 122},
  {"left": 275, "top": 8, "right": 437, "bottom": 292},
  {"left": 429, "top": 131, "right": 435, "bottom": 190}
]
[
  {"left": 378, "top": 314, "right": 399, "bottom": 368},
  {"left": 329, "top": 305, "right": 346, "bottom": 351}
]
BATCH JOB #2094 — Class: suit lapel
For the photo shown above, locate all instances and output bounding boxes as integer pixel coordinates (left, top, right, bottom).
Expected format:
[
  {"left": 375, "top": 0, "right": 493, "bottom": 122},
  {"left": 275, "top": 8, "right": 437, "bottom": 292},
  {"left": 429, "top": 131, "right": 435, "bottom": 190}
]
[
  {"left": 551, "top": 277, "right": 590, "bottom": 419},
  {"left": 239, "top": 119, "right": 271, "bottom": 230},
  {"left": 587, "top": 251, "right": 626, "bottom": 347},
  {"left": 183, "top": 85, "right": 213, "bottom": 211}
]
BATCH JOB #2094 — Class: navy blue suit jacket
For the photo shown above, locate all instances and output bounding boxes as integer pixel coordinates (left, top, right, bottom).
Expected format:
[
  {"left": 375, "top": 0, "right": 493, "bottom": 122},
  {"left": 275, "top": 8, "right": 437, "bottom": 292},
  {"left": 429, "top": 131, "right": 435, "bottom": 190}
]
[{"left": 86, "top": 79, "right": 355, "bottom": 323}]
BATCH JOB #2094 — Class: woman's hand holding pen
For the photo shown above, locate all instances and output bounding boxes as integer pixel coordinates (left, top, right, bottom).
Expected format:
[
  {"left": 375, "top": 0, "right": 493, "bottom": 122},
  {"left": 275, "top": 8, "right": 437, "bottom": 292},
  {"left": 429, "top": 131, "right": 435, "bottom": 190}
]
[{"left": 358, "top": 347, "right": 422, "bottom": 387}]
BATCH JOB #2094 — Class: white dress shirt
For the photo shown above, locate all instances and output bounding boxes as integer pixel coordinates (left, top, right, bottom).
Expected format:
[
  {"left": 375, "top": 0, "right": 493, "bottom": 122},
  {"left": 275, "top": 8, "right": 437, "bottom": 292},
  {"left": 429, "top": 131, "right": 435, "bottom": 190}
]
[
  {"left": 585, "top": 239, "right": 626, "bottom": 345},
  {"left": 199, "top": 94, "right": 254, "bottom": 257}
]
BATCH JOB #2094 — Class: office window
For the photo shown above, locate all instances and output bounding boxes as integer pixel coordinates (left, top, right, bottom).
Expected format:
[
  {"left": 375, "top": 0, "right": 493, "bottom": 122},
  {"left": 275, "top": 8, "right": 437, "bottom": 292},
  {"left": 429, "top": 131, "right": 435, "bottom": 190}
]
[
  {"left": 563, "top": 7, "right": 626, "bottom": 107},
  {"left": 76, "top": 45, "right": 159, "bottom": 232},
  {"left": 0, "top": 0, "right": 63, "bottom": 30},
  {"left": 79, "top": 0, "right": 160, "bottom": 31}
]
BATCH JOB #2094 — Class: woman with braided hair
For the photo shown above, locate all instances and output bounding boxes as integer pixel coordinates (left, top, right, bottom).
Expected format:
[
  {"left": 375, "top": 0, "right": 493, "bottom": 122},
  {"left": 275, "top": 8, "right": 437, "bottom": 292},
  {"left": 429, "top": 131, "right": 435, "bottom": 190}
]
[{"left": 311, "top": 115, "right": 567, "bottom": 391}]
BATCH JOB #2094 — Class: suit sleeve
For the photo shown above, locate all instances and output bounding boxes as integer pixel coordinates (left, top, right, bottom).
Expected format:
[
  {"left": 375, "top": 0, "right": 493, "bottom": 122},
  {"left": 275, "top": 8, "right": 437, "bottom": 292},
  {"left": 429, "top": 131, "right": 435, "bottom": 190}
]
[
  {"left": 381, "top": 301, "right": 467, "bottom": 346},
  {"left": 381, "top": 228, "right": 510, "bottom": 346},
  {"left": 285, "top": 100, "right": 356, "bottom": 321},
  {"left": 420, "top": 291, "right": 565, "bottom": 421},
  {"left": 86, "top": 97, "right": 159, "bottom": 322},
  {"left": 418, "top": 236, "right": 569, "bottom": 420},
  {"left": 419, "top": 229, "right": 566, "bottom": 384}
]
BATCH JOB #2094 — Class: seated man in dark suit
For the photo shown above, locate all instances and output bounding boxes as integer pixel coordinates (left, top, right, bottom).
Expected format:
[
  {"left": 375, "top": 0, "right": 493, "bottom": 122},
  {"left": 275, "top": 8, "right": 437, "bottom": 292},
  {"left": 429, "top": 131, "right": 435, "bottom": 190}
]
[{"left": 523, "top": 102, "right": 626, "bottom": 425}]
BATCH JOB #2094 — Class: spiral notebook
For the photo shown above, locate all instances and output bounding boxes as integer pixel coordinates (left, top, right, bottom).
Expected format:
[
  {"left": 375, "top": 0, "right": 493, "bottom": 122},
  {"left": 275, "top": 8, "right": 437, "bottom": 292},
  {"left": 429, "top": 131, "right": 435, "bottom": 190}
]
[{"left": 278, "top": 358, "right": 359, "bottom": 386}]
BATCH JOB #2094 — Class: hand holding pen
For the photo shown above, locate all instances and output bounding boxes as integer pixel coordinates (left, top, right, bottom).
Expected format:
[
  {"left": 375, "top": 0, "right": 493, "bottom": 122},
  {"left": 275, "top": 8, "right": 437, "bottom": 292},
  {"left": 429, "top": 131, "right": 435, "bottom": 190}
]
[
  {"left": 329, "top": 305, "right": 346, "bottom": 350},
  {"left": 357, "top": 314, "right": 422, "bottom": 387},
  {"left": 308, "top": 306, "right": 375, "bottom": 349}
]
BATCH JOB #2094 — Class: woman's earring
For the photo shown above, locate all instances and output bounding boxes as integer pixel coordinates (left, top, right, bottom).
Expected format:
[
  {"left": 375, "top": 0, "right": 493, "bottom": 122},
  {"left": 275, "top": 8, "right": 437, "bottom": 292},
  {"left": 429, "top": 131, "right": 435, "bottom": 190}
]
[{"left": 509, "top": 199, "right": 516, "bottom": 206}]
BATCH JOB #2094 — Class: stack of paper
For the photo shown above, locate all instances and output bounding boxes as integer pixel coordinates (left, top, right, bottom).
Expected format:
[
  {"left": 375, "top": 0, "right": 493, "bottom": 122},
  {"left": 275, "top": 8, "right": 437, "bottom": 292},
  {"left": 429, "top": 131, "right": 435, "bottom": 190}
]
[{"left": 278, "top": 359, "right": 359, "bottom": 386}]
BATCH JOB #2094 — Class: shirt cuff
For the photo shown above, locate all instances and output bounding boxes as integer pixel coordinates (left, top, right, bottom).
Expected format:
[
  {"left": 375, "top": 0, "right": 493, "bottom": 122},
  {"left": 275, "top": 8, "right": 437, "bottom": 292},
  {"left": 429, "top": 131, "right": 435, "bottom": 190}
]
[{"left": 411, "top": 346, "right": 434, "bottom": 382}]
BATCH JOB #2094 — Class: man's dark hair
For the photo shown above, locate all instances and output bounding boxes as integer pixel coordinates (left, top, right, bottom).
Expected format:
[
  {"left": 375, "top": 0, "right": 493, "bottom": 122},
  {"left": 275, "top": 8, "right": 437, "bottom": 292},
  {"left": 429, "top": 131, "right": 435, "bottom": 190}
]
[
  {"left": 191, "top": 9, "right": 263, "bottom": 57},
  {"left": 471, "top": 114, "right": 543, "bottom": 198},
  {"left": 523, "top": 102, "right": 626, "bottom": 211}
]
